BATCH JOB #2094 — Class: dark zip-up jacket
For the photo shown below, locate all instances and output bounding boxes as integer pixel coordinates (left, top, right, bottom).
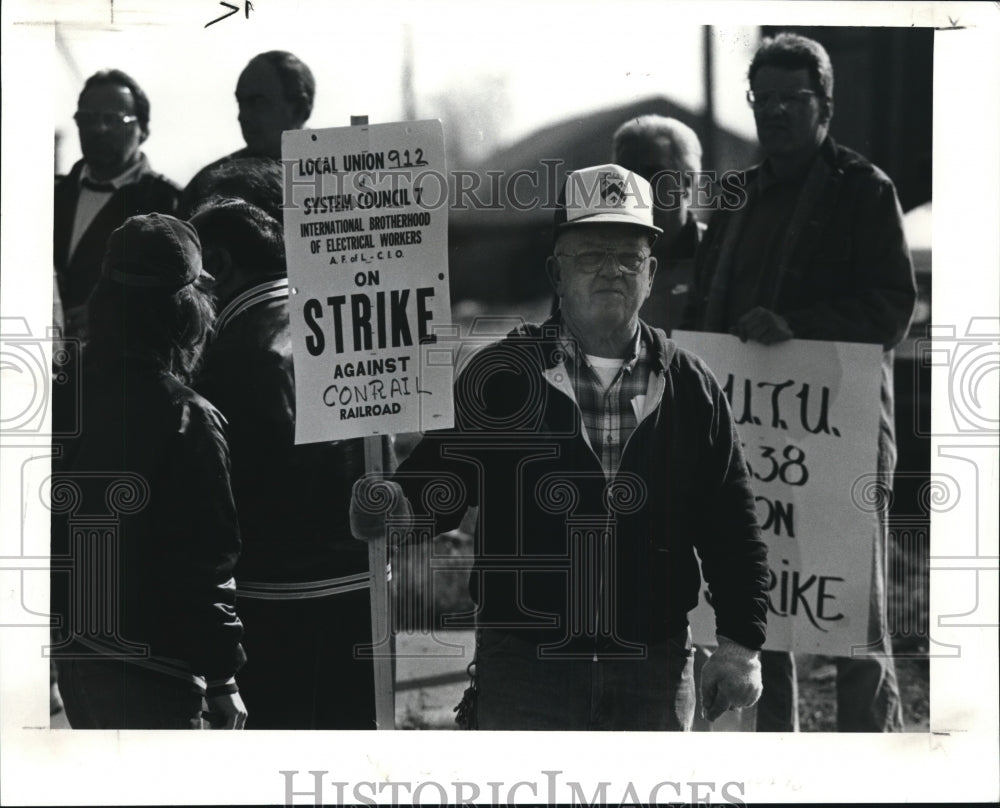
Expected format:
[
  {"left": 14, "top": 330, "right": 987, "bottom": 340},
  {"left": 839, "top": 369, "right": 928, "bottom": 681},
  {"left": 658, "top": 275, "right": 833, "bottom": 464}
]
[
  {"left": 51, "top": 358, "right": 245, "bottom": 683},
  {"left": 193, "top": 277, "right": 391, "bottom": 589},
  {"left": 395, "top": 316, "right": 769, "bottom": 652}
]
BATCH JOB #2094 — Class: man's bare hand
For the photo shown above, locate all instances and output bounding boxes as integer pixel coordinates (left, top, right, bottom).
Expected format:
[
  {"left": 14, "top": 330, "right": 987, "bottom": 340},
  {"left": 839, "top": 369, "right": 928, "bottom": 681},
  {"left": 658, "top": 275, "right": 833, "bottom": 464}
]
[{"left": 732, "top": 306, "right": 793, "bottom": 345}]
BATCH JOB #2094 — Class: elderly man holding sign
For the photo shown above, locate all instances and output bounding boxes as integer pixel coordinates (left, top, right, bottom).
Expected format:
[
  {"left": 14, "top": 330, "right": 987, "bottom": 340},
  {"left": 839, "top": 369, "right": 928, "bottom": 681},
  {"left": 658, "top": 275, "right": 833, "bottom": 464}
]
[{"left": 351, "top": 164, "right": 769, "bottom": 730}]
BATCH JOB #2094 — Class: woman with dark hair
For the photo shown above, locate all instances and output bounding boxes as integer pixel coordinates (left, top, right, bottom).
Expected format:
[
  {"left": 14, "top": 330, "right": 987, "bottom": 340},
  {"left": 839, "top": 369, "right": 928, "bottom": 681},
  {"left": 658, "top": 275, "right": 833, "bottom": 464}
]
[{"left": 51, "top": 214, "right": 248, "bottom": 729}]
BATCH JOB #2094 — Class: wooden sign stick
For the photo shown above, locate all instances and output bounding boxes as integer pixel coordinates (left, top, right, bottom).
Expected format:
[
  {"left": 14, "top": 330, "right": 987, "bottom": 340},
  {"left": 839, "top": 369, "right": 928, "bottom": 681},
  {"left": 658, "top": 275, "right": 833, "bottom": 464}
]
[
  {"left": 353, "top": 113, "right": 395, "bottom": 731},
  {"left": 364, "top": 432, "right": 395, "bottom": 731}
]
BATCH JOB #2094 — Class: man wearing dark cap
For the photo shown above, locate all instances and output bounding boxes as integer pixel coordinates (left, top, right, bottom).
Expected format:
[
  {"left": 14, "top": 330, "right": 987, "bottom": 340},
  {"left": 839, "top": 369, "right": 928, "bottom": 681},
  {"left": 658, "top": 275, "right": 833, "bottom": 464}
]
[
  {"left": 190, "top": 198, "right": 391, "bottom": 729},
  {"left": 685, "top": 32, "right": 914, "bottom": 732},
  {"left": 54, "top": 70, "right": 181, "bottom": 338},
  {"left": 51, "top": 213, "right": 247, "bottom": 729},
  {"left": 182, "top": 51, "right": 315, "bottom": 215},
  {"left": 351, "top": 165, "right": 769, "bottom": 730}
]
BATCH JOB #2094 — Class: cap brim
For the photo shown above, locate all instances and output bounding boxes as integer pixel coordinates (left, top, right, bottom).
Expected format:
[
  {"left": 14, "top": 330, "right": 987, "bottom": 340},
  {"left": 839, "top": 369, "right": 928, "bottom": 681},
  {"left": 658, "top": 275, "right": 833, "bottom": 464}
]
[{"left": 557, "top": 212, "right": 662, "bottom": 234}]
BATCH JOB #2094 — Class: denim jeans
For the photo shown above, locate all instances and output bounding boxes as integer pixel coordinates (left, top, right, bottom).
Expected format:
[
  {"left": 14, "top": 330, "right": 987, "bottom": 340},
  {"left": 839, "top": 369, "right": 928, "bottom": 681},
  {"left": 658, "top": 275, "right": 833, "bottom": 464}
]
[
  {"left": 475, "top": 628, "right": 695, "bottom": 730},
  {"left": 56, "top": 658, "right": 204, "bottom": 729}
]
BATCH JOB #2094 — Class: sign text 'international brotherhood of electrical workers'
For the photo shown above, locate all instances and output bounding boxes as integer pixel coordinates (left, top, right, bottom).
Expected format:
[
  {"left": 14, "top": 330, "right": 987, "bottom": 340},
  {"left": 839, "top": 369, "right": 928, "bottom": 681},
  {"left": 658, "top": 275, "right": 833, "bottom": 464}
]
[{"left": 282, "top": 120, "right": 454, "bottom": 444}]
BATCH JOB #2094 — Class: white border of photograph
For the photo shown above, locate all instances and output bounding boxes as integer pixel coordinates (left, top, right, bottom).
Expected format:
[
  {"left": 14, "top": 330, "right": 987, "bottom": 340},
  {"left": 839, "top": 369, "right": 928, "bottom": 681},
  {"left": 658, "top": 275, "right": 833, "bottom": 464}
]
[{"left": 1, "top": 1, "right": 997, "bottom": 804}]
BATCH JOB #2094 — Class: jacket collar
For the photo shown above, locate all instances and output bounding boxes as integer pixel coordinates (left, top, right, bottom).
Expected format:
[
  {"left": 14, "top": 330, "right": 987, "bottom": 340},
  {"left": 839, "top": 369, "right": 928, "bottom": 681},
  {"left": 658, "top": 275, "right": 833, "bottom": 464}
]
[
  {"left": 538, "top": 311, "right": 673, "bottom": 374},
  {"left": 78, "top": 153, "right": 150, "bottom": 191},
  {"left": 215, "top": 275, "right": 288, "bottom": 335},
  {"left": 749, "top": 135, "right": 844, "bottom": 188}
]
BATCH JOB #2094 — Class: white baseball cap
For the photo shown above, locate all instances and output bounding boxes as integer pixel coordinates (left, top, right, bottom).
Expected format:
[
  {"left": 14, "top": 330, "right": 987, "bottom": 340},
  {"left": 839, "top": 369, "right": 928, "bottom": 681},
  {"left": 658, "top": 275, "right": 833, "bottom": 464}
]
[{"left": 554, "top": 163, "right": 662, "bottom": 235}]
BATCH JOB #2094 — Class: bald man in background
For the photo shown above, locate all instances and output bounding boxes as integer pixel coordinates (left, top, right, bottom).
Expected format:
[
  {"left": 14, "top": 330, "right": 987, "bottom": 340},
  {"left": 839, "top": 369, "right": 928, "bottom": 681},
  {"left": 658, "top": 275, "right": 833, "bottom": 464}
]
[
  {"left": 181, "top": 51, "right": 315, "bottom": 215},
  {"left": 611, "top": 115, "right": 706, "bottom": 334}
]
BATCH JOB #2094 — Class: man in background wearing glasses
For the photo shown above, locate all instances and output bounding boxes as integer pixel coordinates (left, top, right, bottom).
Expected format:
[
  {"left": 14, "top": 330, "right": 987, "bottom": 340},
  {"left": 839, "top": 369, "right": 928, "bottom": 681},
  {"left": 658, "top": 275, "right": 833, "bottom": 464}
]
[
  {"left": 685, "top": 33, "right": 915, "bottom": 732},
  {"left": 54, "top": 70, "right": 181, "bottom": 338},
  {"left": 351, "top": 164, "right": 770, "bottom": 730}
]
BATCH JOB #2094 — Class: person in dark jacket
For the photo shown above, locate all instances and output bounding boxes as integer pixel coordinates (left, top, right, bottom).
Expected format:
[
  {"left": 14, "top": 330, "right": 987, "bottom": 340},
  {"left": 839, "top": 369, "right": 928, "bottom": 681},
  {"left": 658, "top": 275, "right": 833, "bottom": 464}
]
[
  {"left": 684, "top": 32, "right": 915, "bottom": 732},
  {"left": 351, "top": 164, "right": 770, "bottom": 730},
  {"left": 191, "top": 196, "right": 392, "bottom": 729},
  {"left": 50, "top": 213, "right": 247, "bottom": 729},
  {"left": 54, "top": 70, "right": 181, "bottom": 338}
]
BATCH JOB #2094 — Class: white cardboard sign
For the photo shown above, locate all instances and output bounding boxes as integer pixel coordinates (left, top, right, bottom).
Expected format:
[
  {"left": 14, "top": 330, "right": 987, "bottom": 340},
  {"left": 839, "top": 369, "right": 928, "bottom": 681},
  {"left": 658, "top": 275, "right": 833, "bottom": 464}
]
[
  {"left": 282, "top": 120, "right": 454, "bottom": 443},
  {"left": 672, "top": 331, "right": 883, "bottom": 656}
]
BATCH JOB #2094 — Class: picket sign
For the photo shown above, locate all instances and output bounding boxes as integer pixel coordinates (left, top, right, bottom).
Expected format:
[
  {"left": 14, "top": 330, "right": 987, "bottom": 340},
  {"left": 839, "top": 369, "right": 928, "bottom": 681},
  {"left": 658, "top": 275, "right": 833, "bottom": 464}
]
[
  {"left": 281, "top": 112, "right": 453, "bottom": 729},
  {"left": 671, "top": 331, "right": 883, "bottom": 657},
  {"left": 350, "top": 114, "right": 394, "bottom": 732}
]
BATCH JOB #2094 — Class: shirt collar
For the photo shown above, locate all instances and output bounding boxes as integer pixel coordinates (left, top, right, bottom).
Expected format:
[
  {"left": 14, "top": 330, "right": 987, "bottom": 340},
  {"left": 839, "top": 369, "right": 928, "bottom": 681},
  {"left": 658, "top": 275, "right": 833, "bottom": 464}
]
[
  {"left": 79, "top": 153, "right": 149, "bottom": 191},
  {"left": 559, "top": 319, "right": 643, "bottom": 373}
]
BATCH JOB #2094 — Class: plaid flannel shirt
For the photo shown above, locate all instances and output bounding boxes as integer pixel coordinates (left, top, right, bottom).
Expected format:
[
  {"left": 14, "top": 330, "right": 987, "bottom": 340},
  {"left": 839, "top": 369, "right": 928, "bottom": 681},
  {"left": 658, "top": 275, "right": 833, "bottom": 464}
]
[{"left": 559, "top": 324, "right": 653, "bottom": 479}]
